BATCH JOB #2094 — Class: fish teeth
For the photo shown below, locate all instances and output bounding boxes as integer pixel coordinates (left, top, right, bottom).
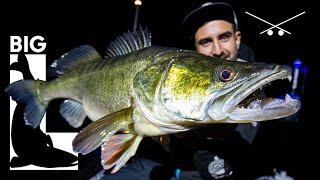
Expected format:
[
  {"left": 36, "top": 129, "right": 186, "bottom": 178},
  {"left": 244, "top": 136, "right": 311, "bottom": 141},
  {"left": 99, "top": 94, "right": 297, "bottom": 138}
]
[
  {"left": 251, "top": 122, "right": 258, "bottom": 127},
  {"left": 285, "top": 94, "right": 293, "bottom": 102}
]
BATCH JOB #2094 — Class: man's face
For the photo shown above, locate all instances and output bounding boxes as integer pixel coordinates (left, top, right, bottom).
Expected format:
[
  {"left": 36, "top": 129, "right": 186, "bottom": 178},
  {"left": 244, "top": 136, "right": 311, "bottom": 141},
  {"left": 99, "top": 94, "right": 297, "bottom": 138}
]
[{"left": 195, "top": 20, "right": 241, "bottom": 61}]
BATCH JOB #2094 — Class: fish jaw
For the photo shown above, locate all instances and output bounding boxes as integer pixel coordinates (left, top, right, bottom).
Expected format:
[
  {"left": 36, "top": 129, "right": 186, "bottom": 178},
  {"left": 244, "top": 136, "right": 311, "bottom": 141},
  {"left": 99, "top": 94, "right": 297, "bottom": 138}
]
[
  {"left": 227, "top": 94, "right": 300, "bottom": 121},
  {"left": 207, "top": 64, "right": 300, "bottom": 122}
]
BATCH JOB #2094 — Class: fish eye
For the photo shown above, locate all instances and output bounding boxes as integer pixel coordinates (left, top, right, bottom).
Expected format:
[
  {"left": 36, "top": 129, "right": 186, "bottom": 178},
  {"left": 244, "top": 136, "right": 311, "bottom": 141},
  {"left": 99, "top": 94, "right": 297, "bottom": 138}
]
[{"left": 218, "top": 68, "right": 233, "bottom": 82}]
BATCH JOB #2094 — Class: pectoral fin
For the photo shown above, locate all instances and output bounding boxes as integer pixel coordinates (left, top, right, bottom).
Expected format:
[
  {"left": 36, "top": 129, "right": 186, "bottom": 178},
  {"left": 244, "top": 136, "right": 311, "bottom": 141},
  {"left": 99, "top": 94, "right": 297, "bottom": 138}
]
[
  {"left": 72, "top": 107, "right": 133, "bottom": 155},
  {"left": 101, "top": 134, "right": 143, "bottom": 174}
]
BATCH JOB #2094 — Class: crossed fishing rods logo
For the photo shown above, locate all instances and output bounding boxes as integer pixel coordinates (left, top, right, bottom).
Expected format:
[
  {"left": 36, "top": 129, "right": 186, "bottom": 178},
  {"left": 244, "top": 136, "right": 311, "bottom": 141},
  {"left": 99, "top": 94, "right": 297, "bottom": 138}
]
[
  {"left": 245, "top": 11, "right": 306, "bottom": 36},
  {"left": 9, "top": 36, "right": 78, "bottom": 170}
]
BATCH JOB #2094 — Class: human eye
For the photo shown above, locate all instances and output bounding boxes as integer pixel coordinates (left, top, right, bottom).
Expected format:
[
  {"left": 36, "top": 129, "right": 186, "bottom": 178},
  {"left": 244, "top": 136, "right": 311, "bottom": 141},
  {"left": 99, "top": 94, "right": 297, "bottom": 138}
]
[
  {"left": 219, "top": 32, "right": 232, "bottom": 42},
  {"left": 198, "top": 38, "right": 212, "bottom": 47}
]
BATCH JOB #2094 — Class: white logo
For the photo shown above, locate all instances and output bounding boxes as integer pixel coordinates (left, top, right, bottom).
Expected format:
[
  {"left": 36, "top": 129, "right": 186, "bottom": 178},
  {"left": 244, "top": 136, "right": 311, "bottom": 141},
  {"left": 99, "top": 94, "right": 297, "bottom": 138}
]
[{"left": 245, "top": 11, "right": 306, "bottom": 36}]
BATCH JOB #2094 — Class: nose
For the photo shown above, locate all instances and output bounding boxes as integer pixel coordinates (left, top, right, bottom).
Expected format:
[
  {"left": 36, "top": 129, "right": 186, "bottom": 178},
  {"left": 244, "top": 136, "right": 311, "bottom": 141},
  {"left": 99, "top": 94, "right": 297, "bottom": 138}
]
[{"left": 211, "top": 41, "right": 223, "bottom": 58}]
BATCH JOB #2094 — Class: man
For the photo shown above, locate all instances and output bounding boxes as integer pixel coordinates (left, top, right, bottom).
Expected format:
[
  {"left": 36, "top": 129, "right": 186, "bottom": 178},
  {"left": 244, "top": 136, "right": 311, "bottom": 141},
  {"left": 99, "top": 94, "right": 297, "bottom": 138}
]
[
  {"left": 171, "top": 1, "right": 260, "bottom": 179},
  {"left": 182, "top": 1, "right": 254, "bottom": 62}
]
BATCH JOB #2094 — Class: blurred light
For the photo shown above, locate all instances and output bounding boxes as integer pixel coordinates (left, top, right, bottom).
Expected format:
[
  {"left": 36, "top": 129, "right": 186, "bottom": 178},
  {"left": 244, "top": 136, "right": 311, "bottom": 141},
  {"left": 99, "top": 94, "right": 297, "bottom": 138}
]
[
  {"left": 134, "top": 0, "right": 142, "bottom": 6},
  {"left": 293, "top": 58, "right": 302, "bottom": 69}
]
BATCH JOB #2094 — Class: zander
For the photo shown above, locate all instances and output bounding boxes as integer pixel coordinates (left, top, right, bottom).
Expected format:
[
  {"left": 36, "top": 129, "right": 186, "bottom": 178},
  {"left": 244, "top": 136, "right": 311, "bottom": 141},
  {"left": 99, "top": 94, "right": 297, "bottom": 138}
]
[{"left": 5, "top": 28, "right": 300, "bottom": 173}]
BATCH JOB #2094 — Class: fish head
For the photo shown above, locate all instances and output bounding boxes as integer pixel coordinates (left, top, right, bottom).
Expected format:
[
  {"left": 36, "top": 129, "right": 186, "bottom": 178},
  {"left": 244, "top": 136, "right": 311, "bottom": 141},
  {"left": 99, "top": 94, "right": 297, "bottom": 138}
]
[
  {"left": 205, "top": 60, "right": 301, "bottom": 123},
  {"left": 134, "top": 49, "right": 300, "bottom": 127}
]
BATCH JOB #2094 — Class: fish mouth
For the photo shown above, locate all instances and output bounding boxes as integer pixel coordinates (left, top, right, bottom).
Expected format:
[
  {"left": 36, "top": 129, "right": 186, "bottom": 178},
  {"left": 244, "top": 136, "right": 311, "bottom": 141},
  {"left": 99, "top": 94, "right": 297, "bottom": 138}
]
[{"left": 210, "top": 65, "right": 301, "bottom": 122}]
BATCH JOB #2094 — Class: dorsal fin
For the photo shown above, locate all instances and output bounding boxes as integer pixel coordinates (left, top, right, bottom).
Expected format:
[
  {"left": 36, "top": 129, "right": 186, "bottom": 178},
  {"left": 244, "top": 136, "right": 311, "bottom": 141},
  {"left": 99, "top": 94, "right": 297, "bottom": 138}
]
[
  {"left": 48, "top": 45, "right": 103, "bottom": 76},
  {"left": 104, "top": 26, "right": 151, "bottom": 58}
]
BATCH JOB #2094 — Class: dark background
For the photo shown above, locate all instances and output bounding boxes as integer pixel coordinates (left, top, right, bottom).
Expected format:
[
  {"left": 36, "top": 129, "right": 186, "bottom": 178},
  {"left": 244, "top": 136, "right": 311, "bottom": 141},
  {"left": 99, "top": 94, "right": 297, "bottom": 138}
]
[{"left": 1, "top": 0, "right": 317, "bottom": 179}]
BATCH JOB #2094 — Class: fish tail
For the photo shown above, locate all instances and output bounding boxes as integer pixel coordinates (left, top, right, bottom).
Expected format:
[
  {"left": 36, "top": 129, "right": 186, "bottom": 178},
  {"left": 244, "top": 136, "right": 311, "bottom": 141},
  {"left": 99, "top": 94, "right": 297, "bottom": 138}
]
[{"left": 5, "top": 80, "right": 48, "bottom": 128}]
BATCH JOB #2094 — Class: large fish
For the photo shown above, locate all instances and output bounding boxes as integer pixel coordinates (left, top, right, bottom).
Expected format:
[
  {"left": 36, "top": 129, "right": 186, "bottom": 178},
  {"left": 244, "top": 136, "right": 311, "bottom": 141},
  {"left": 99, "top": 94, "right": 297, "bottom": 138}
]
[{"left": 5, "top": 28, "right": 300, "bottom": 173}]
